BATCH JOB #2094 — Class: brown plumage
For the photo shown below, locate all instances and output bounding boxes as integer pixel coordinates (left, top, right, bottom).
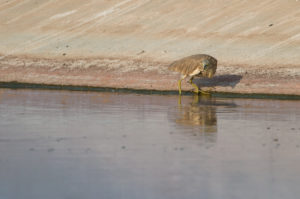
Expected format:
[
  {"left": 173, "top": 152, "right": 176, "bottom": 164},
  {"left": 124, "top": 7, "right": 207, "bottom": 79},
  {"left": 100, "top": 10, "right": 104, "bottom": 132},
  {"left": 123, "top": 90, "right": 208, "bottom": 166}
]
[{"left": 168, "top": 54, "right": 217, "bottom": 94}]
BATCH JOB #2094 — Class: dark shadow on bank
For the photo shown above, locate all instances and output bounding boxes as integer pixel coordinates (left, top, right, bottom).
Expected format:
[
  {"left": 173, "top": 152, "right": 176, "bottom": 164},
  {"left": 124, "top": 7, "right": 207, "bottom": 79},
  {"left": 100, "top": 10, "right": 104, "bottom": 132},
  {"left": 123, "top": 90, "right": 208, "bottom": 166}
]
[{"left": 194, "top": 74, "right": 243, "bottom": 88}]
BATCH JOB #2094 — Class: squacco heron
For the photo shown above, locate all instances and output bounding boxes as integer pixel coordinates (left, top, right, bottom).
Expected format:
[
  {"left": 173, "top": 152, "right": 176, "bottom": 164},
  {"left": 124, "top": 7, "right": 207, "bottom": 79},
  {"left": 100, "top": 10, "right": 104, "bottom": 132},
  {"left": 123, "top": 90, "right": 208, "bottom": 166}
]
[{"left": 168, "top": 54, "right": 217, "bottom": 95}]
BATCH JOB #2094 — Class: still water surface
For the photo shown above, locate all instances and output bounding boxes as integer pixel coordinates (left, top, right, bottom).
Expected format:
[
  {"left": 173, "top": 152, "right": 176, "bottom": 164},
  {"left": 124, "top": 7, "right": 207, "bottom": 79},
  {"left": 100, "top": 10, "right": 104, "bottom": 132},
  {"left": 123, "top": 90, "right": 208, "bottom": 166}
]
[{"left": 0, "top": 89, "right": 300, "bottom": 199}]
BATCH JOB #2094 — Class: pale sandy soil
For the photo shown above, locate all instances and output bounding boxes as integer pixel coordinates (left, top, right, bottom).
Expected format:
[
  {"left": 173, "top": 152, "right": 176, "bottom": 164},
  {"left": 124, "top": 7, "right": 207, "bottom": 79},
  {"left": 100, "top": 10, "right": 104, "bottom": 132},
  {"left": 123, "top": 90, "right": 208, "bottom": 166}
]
[{"left": 0, "top": 0, "right": 299, "bottom": 95}]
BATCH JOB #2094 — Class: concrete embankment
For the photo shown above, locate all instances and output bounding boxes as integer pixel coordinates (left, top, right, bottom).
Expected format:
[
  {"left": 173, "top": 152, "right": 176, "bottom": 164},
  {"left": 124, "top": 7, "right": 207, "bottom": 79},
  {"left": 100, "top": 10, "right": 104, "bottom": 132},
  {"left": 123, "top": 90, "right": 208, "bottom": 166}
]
[{"left": 0, "top": 0, "right": 299, "bottom": 95}]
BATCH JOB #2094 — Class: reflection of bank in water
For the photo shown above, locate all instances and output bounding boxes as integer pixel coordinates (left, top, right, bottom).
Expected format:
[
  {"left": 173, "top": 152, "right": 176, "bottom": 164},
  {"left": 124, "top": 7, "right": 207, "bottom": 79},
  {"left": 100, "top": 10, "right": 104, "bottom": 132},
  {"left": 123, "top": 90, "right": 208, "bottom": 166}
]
[{"left": 175, "top": 95, "right": 236, "bottom": 134}]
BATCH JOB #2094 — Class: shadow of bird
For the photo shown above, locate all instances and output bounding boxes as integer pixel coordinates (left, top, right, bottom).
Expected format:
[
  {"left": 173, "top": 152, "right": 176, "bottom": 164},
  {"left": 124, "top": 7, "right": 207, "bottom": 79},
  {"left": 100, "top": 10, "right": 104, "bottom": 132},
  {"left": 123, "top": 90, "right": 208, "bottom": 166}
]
[{"left": 194, "top": 74, "right": 243, "bottom": 89}]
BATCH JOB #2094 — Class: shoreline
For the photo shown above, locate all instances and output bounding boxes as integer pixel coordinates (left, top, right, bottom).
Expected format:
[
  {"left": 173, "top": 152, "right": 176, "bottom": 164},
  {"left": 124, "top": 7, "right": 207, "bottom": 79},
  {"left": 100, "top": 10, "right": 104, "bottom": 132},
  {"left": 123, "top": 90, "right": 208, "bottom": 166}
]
[{"left": 1, "top": 81, "right": 300, "bottom": 100}]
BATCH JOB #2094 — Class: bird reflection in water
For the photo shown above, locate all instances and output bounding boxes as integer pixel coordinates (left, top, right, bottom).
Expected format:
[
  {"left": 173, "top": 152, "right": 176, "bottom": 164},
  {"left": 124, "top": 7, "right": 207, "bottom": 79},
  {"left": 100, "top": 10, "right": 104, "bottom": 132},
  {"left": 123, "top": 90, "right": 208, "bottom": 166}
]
[{"left": 176, "top": 95, "right": 218, "bottom": 133}]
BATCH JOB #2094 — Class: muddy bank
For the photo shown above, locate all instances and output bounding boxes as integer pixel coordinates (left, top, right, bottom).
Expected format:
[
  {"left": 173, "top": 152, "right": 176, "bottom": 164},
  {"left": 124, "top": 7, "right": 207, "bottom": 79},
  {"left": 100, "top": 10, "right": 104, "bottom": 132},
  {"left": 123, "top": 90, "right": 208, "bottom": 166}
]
[
  {"left": 1, "top": 55, "right": 299, "bottom": 95},
  {"left": 0, "top": 0, "right": 300, "bottom": 95}
]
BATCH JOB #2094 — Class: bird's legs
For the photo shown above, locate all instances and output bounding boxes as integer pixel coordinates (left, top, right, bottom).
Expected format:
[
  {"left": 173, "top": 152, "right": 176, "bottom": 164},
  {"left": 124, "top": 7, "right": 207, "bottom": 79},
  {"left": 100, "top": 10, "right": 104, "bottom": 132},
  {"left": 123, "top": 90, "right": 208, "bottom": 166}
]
[
  {"left": 178, "top": 75, "right": 210, "bottom": 95},
  {"left": 189, "top": 76, "right": 210, "bottom": 95},
  {"left": 178, "top": 79, "right": 182, "bottom": 95},
  {"left": 188, "top": 77, "right": 199, "bottom": 94},
  {"left": 178, "top": 75, "right": 187, "bottom": 95}
]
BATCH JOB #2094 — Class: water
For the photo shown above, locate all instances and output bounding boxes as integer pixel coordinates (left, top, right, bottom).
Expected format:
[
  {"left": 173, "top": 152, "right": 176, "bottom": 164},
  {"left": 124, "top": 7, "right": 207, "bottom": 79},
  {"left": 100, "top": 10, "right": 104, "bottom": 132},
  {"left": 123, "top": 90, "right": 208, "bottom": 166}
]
[{"left": 0, "top": 89, "right": 299, "bottom": 199}]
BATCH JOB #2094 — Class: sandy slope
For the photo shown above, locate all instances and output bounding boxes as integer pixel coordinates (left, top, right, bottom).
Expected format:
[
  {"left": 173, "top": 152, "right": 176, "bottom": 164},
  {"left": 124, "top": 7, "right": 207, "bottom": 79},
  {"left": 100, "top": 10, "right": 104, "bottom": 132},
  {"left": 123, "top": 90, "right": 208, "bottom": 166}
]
[{"left": 0, "top": 0, "right": 299, "bottom": 95}]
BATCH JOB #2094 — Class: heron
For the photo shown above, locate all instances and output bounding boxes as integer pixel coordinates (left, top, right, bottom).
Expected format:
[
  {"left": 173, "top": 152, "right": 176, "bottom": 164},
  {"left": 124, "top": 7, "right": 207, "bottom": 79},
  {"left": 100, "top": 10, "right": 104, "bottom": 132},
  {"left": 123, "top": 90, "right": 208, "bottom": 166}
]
[{"left": 168, "top": 54, "right": 217, "bottom": 95}]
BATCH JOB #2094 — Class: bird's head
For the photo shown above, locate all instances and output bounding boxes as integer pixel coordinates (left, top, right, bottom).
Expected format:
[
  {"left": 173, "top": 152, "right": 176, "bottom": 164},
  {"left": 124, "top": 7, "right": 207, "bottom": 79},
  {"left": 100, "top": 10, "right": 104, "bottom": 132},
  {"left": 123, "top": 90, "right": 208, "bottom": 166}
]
[{"left": 202, "top": 60, "right": 209, "bottom": 70}]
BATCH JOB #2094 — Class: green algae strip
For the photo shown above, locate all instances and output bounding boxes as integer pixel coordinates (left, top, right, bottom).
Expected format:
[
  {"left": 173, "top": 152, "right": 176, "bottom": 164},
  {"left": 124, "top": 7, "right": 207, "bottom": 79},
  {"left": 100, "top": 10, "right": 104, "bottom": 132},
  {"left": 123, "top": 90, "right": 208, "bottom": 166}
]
[{"left": 1, "top": 81, "right": 300, "bottom": 100}]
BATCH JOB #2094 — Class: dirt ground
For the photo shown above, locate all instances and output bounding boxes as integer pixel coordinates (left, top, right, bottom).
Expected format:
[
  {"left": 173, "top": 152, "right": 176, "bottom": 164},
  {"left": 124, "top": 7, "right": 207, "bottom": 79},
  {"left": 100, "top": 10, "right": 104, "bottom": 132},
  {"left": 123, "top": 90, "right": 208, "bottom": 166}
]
[{"left": 0, "top": 0, "right": 299, "bottom": 95}]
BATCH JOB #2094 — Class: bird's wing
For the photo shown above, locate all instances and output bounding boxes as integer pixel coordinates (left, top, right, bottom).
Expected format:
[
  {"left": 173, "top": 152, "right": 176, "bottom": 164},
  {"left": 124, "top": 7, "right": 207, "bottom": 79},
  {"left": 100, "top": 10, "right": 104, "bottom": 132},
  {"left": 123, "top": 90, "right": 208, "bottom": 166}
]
[{"left": 168, "top": 58, "right": 203, "bottom": 75}]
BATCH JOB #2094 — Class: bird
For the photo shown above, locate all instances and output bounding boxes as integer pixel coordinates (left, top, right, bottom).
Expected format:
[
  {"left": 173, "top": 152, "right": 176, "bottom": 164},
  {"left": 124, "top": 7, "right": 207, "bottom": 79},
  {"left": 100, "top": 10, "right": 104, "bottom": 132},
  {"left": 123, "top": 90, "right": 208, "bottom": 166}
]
[{"left": 168, "top": 54, "right": 217, "bottom": 95}]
